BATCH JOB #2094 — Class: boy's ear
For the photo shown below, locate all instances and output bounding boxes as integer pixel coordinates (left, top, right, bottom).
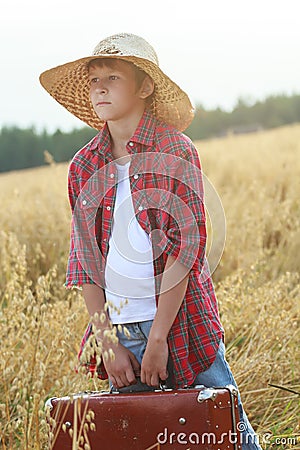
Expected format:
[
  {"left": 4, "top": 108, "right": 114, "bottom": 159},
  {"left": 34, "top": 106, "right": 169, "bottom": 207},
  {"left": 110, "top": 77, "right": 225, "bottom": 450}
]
[{"left": 139, "top": 76, "right": 155, "bottom": 99}]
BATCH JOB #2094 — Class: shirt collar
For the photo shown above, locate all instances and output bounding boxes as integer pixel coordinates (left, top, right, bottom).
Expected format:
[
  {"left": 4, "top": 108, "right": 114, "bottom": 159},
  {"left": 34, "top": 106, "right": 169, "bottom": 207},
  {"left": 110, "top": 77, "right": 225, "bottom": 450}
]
[
  {"left": 129, "top": 109, "right": 156, "bottom": 147},
  {"left": 89, "top": 124, "right": 111, "bottom": 153},
  {"left": 89, "top": 109, "right": 156, "bottom": 154}
]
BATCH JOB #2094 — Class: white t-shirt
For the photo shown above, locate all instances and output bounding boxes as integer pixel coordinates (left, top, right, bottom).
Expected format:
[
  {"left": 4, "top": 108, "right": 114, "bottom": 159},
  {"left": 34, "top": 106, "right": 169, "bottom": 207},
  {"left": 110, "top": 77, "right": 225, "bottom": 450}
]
[{"left": 104, "top": 161, "right": 157, "bottom": 324}]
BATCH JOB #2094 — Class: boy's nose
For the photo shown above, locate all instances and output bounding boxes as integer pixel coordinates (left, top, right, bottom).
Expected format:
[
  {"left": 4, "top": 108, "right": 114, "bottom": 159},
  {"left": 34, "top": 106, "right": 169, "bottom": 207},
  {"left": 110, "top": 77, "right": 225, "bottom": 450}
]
[
  {"left": 99, "top": 87, "right": 108, "bottom": 94},
  {"left": 95, "top": 82, "right": 108, "bottom": 94}
]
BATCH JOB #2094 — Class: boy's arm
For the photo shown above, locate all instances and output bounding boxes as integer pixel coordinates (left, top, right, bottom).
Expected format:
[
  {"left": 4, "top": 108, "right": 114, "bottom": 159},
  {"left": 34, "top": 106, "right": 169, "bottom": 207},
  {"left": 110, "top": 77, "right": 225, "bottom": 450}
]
[
  {"left": 140, "top": 255, "right": 190, "bottom": 387},
  {"left": 82, "top": 284, "right": 140, "bottom": 388}
]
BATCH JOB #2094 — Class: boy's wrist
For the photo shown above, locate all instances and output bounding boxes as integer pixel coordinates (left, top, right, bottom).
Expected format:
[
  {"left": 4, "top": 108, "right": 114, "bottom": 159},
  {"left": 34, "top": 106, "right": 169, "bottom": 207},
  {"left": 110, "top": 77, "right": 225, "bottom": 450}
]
[
  {"left": 95, "top": 326, "right": 119, "bottom": 349},
  {"left": 89, "top": 311, "right": 117, "bottom": 346},
  {"left": 148, "top": 329, "right": 168, "bottom": 344}
]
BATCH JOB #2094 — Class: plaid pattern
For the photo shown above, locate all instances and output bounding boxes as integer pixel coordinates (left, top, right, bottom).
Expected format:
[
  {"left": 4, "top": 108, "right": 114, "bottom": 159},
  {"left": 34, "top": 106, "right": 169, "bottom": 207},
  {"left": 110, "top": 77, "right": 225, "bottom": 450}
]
[{"left": 67, "top": 110, "right": 224, "bottom": 387}]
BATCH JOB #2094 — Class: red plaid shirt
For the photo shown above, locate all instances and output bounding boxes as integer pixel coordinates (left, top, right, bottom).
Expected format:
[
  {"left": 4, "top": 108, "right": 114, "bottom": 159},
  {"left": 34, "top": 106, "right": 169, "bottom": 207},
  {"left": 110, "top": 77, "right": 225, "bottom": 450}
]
[{"left": 66, "top": 110, "right": 223, "bottom": 387}]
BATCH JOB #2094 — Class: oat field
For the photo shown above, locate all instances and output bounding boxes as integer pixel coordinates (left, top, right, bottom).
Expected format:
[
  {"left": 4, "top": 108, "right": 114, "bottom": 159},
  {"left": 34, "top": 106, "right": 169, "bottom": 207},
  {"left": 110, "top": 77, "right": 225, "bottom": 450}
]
[{"left": 0, "top": 124, "right": 299, "bottom": 449}]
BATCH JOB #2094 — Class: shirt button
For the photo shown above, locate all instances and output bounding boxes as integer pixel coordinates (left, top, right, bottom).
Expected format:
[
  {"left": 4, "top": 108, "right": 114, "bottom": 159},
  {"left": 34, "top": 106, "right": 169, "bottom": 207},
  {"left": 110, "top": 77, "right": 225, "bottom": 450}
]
[
  {"left": 138, "top": 206, "right": 143, "bottom": 211},
  {"left": 128, "top": 141, "right": 134, "bottom": 147},
  {"left": 103, "top": 238, "right": 107, "bottom": 242},
  {"left": 106, "top": 206, "right": 111, "bottom": 211},
  {"left": 133, "top": 174, "right": 139, "bottom": 179},
  {"left": 82, "top": 200, "right": 87, "bottom": 206},
  {"left": 110, "top": 173, "right": 114, "bottom": 178}
]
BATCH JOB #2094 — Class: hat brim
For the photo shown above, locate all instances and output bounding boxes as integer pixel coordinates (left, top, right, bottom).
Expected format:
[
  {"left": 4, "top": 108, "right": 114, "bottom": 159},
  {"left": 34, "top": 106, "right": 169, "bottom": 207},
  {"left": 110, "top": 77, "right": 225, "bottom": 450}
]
[{"left": 39, "top": 54, "right": 194, "bottom": 132}]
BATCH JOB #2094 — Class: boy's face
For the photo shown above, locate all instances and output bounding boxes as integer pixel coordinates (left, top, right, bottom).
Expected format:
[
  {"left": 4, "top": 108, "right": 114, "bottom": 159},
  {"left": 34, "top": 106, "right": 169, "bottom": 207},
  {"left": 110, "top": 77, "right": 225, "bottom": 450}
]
[{"left": 88, "top": 59, "right": 153, "bottom": 123}]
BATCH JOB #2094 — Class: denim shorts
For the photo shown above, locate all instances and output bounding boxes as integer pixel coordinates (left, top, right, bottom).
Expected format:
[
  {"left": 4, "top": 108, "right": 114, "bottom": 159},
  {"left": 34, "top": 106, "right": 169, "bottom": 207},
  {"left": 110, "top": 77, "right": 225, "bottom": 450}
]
[{"left": 114, "top": 320, "right": 174, "bottom": 391}]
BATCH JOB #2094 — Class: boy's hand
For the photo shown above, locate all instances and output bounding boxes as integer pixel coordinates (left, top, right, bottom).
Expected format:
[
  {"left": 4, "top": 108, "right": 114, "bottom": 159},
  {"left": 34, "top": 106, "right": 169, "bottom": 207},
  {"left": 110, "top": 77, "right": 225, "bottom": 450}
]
[
  {"left": 102, "top": 342, "right": 141, "bottom": 389},
  {"left": 141, "top": 338, "right": 169, "bottom": 387}
]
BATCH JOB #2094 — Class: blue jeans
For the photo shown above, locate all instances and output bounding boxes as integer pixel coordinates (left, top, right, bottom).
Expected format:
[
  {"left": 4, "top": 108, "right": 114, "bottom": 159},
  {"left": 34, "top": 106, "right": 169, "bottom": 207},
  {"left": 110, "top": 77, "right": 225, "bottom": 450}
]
[{"left": 116, "top": 320, "right": 262, "bottom": 450}]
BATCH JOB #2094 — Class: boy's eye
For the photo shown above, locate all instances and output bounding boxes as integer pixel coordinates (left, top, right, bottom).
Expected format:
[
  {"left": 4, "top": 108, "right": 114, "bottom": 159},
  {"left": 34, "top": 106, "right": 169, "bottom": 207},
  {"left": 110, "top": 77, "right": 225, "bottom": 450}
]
[
  {"left": 109, "top": 75, "right": 119, "bottom": 80},
  {"left": 90, "top": 77, "right": 99, "bottom": 84}
]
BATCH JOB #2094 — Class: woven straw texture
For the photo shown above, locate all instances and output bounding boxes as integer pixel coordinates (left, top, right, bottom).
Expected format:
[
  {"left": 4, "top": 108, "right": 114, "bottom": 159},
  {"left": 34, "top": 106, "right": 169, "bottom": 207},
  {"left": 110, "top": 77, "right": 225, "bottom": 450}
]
[{"left": 39, "top": 33, "right": 194, "bottom": 132}]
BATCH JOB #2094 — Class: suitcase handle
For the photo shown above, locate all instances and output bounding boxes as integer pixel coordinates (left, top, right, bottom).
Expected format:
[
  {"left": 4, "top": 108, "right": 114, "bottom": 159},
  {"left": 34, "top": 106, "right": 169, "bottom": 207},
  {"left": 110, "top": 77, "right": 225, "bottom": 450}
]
[{"left": 109, "top": 378, "right": 170, "bottom": 394}]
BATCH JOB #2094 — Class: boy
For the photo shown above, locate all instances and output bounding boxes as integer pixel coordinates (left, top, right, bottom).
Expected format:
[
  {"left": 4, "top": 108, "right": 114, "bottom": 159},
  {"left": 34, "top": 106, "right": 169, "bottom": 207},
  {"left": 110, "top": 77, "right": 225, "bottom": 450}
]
[{"left": 40, "top": 33, "right": 261, "bottom": 449}]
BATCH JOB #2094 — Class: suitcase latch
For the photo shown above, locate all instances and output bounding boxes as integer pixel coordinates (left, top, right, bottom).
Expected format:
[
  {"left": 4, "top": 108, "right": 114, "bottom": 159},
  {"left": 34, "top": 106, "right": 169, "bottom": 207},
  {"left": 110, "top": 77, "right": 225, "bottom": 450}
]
[{"left": 197, "top": 388, "right": 219, "bottom": 402}]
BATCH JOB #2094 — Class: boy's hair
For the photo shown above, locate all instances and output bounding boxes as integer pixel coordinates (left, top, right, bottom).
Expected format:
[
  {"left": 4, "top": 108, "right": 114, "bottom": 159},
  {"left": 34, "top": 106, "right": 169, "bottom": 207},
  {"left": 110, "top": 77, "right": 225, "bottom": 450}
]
[{"left": 87, "top": 58, "right": 152, "bottom": 93}]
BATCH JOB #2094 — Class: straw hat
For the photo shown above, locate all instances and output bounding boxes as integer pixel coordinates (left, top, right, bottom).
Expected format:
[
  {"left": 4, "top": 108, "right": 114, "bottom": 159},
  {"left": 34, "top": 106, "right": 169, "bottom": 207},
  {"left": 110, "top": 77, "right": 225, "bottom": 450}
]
[{"left": 39, "top": 33, "right": 194, "bottom": 132}]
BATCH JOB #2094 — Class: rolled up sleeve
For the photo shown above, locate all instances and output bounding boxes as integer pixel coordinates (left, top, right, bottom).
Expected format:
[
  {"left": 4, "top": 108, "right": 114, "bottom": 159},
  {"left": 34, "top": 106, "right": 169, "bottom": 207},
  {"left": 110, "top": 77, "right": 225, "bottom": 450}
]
[
  {"left": 151, "top": 145, "right": 207, "bottom": 273},
  {"left": 65, "top": 168, "right": 96, "bottom": 288}
]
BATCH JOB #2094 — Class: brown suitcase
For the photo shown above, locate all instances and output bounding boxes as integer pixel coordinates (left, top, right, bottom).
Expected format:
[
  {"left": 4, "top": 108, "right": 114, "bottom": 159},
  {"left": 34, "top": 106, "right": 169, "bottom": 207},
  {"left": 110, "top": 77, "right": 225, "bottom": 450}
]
[{"left": 46, "top": 384, "right": 242, "bottom": 450}]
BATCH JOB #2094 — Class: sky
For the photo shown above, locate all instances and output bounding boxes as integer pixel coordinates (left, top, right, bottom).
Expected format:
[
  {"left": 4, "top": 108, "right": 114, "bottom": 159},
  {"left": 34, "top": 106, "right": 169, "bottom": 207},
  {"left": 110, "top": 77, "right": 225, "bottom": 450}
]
[{"left": 1, "top": 0, "right": 299, "bottom": 132}]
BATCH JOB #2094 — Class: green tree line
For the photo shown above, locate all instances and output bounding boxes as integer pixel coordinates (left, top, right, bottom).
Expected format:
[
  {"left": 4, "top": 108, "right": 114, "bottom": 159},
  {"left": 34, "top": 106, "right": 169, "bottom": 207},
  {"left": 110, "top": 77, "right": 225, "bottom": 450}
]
[
  {"left": 1, "top": 93, "right": 300, "bottom": 173},
  {"left": 186, "top": 93, "right": 300, "bottom": 140}
]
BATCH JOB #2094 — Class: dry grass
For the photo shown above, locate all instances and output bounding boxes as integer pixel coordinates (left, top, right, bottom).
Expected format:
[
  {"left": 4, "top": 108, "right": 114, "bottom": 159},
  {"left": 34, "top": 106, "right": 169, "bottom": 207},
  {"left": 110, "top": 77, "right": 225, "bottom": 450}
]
[{"left": 0, "top": 123, "right": 299, "bottom": 449}]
